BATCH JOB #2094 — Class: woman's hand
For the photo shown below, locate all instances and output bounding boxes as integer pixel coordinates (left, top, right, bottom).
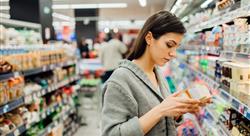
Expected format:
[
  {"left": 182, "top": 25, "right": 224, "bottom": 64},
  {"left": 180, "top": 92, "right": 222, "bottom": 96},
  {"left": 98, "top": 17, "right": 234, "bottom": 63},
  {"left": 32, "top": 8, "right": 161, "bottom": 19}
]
[{"left": 156, "top": 91, "right": 201, "bottom": 118}]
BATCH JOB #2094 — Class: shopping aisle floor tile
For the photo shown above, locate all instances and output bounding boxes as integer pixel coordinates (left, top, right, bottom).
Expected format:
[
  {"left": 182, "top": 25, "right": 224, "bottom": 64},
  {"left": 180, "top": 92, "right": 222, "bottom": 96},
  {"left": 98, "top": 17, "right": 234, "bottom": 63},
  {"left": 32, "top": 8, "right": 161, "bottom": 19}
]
[{"left": 74, "top": 104, "right": 101, "bottom": 136}]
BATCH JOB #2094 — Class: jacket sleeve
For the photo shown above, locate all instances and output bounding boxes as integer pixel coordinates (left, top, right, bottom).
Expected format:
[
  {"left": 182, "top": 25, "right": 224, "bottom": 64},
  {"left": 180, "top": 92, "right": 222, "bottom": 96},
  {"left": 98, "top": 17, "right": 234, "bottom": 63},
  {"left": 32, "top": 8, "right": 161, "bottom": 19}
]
[{"left": 101, "top": 82, "right": 144, "bottom": 136}]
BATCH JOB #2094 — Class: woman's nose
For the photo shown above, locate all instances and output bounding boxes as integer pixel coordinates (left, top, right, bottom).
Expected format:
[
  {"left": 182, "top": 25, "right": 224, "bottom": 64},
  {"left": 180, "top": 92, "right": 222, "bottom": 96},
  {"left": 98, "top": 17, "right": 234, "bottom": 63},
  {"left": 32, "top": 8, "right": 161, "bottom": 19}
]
[{"left": 169, "top": 50, "right": 176, "bottom": 58}]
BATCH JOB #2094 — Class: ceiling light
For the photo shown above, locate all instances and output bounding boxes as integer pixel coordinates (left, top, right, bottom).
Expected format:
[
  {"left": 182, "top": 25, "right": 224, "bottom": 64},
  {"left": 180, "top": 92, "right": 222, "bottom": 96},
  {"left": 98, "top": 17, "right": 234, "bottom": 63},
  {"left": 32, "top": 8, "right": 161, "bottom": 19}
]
[
  {"left": 53, "top": 3, "right": 127, "bottom": 9},
  {"left": 0, "top": 12, "right": 10, "bottom": 18},
  {"left": 104, "top": 28, "right": 110, "bottom": 33},
  {"left": 0, "top": 0, "right": 9, "bottom": 2},
  {"left": 200, "top": 0, "right": 213, "bottom": 8},
  {"left": 52, "top": 12, "right": 74, "bottom": 21},
  {"left": 98, "top": 3, "right": 127, "bottom": 8},
  {"left": 0, "top": 6, "right": 10, "bottom": 10},
  {"left": 138, "top": 0, "right": 147, "bottom": 7}
]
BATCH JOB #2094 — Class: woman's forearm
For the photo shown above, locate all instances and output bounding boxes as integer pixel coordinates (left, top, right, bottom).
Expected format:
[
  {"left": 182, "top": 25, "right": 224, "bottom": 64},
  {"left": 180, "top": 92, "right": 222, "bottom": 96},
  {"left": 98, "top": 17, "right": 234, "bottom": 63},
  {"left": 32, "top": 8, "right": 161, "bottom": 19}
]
[{"left": 138, "top": 105, "right": 163, "bottom": 135}]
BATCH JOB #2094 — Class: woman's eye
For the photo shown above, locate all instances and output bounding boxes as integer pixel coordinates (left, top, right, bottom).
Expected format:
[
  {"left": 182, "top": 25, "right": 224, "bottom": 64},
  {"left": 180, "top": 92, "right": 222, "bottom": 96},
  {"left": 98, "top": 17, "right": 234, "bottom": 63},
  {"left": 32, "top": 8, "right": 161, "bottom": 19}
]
[{"left": 166, "top": 43, "right": 173, "bottom": 48}]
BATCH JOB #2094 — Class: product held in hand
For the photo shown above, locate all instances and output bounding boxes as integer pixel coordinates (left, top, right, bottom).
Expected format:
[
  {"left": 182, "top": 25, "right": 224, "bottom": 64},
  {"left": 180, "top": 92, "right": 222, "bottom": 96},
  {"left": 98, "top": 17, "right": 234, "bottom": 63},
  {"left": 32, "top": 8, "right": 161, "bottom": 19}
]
[{"left": 178, "top": 84, "right": 212, "bottom": 101}]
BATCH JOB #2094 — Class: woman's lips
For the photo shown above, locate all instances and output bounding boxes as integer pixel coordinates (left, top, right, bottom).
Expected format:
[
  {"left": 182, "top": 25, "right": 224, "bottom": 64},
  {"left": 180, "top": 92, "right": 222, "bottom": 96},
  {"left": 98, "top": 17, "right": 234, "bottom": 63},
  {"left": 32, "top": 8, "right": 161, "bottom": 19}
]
[{"left": 163, "top": 58, "right": 170, "bottom": 62}]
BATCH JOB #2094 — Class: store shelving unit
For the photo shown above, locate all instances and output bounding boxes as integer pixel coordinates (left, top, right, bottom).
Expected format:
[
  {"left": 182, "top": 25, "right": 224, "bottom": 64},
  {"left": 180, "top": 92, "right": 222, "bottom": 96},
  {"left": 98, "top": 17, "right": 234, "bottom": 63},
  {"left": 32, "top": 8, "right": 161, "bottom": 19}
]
[
  {"left": 188, "top": 4, "right": 250, "bottom": 32},
  {"left": 0, "top": 97, "right": 24, "bottom": 115},
  {"left": 6, "top": 124, "right": 26, "bottom": 136},
  {"left": 24, "top": 75, "right": 79, "bottom": 104},
  {"left": 0, "top": 55, "right": 80, "bottom": 135},
  {"left": 0, "top": 60, "right": 77, "bottom": 81},
  {"left": 37, "top": 107, "right": 76, "bottom": 136},
  {"left": 0, "top": 18, "right": 41, "bottom": 30},
  {"left": 177, "top": 59, "right": 250, "bottom": 120}
]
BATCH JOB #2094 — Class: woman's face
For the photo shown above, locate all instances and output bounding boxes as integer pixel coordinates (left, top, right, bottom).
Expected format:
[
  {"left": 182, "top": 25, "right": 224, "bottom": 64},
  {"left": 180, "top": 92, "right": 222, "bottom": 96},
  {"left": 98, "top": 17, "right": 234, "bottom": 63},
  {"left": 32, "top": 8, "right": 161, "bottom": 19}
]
[{"left": 147, "top": 32, "right": 184, "bottom": 66}]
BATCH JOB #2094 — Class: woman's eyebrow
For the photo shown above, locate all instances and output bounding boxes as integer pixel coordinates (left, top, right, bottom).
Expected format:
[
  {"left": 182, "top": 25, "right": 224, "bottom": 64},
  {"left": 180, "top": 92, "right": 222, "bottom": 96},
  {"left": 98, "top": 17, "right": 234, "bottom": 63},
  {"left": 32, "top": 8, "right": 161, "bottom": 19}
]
[{"left": 169, "top": 40, "right": 177, "bottom": 45}]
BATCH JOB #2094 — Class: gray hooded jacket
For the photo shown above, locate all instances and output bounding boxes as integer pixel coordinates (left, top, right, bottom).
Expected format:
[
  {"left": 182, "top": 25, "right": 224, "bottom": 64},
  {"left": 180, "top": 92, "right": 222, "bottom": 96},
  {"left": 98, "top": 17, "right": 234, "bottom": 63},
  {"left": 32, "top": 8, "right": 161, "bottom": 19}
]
[{"left": 101, "top": 60, "right": 178, "bottom": 136}]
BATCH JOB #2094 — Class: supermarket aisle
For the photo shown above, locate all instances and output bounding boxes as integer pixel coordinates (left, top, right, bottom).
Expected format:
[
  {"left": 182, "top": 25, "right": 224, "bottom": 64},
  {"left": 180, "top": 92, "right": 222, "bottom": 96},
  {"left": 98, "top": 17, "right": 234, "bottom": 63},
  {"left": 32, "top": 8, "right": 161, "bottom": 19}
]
[
  {"left": 74, "top": 108, "right": 101, "bottom": 136},
  {"left": 74, "top": 90, "right": 102, "bottom": 136}
]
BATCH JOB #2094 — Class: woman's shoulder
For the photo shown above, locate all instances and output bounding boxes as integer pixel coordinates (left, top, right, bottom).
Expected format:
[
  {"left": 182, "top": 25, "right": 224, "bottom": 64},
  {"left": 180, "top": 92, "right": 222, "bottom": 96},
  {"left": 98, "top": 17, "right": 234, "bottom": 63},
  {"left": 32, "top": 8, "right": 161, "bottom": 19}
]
[{"left": 108, "top": 67, "right": 133, "bottom": 84}]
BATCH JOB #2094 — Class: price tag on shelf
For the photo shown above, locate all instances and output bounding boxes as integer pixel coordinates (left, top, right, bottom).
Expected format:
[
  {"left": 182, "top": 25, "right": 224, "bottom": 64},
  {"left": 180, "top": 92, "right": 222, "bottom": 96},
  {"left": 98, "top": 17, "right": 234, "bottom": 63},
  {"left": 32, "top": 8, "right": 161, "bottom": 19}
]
[
  {"left": 42, "top": 66, "right": 47, "bottom": 72},
  {"left": 50, "top": 64, "right": 55, "bottom": 69},
  {"left": 47, "top": 87, "right": 51, "bottom": 92},
  {"left": 55, "top": 121, "right": 58, "bottom": 126},
  {"left": 50, "top": 85, "right": 54, "bottom": 91},
  {"left": 14, "top": 129, "right": 20, "bottom": 136},
  {"left": 232, "top": 99, "right": 240, "bottom": 111},
  {"left": 51, "top": 107, "right": 55, "bottom": 112},
  {"left": 42, "top": 112, "right": 46, "bottom": 119},
  {"left": 14, "top": 72, "right": 20, "bottom": 77},
  {"left": 41, "top": 89, "right": 46, "bottom": 95},
  {"left": 36, "top": 92, "right": 41, "bottom": 97},
  {"left": 67, "top": 61, "right": 72, "bottom": 65},
  {"left": 48, "top": 127, "right": 52, "bottom": 133},
  {"left": 3, "top": 105, "right": 9, "bottom": 113}
]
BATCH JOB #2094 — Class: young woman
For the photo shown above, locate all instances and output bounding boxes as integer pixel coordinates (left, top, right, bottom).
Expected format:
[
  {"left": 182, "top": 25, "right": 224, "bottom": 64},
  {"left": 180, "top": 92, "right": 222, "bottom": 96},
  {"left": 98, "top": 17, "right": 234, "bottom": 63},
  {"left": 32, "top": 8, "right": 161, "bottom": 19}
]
[{"left": 101, "top": 11, "right": 211, "bottom": 136}]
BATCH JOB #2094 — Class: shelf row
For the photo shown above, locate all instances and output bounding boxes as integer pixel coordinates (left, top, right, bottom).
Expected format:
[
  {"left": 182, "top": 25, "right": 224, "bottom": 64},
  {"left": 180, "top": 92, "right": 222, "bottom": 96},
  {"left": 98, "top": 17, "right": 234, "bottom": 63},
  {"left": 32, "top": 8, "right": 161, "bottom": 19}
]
[
  {"left": 38, "top": 107, "right": 76, "bottom": 136},
  {"left": 188, "top": 4, "right": 250, "bottom": 32},
  {"left": 204, "top": 107, "right": 231, "bottom": 136},
  {"left": 24, "top": 75, "right": 79, "bottom": 104},
  {"left": 177, "top": 59, "right": 250, "bottom": 120},
  {"left": 0, "top": 75, "right": 79, "bottom": 116},
  {"left": 5, "top": 99, "right": 76, "bottom": 136},
  {"left": 0, "top": 60, "right": 77, "bottom": 81}
]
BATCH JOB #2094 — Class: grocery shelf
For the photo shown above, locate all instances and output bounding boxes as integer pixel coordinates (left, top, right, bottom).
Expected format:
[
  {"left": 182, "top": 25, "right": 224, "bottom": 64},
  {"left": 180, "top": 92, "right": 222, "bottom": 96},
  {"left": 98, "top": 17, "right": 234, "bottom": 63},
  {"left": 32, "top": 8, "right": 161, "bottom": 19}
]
[
  {"left": 0, "top": 97, "right": 24, "bottom": 115},
  {"left": 177, "top": 59, "right": 220, "bottom": 90},
  {"left": 0, "top": 72, "right": 21, "bottom": 81},
  {"left": 0, "top": 60, "right": 77, "bottom": 81},
  {"left": 188, "top": 5, "right": 250, "bottom": 32},
  {"left": 220, "top": 51, "right": 250, "bottom": 64},
  {"left": 178, "top": 46, "right": 221, "bottom": 56},
  {"left": 176, "top": 59, "right": 250, "bottom": 120},
  {"left": 0, "top": 75, "right": 78, "bottom": 117},
  {"left": 23, "top": 60, "right": 77, "bottom": 76},
  {"left": 0, "top": 18, "right": 41, "bottom": 30},
  {"left": 204, "top": 107, "right": 231, "bottom": 136},
  {"left": 6, "top": 124, "right": 26, "bottom": 136},
  {"left": 38, "top": 107, "right": 76, "bottom": 136},
  {"left": 219, "top": 88, "right": 250, "bottom": 120},
  {"left": 24, "top": 75, "right": 79, "bottom": 104}
]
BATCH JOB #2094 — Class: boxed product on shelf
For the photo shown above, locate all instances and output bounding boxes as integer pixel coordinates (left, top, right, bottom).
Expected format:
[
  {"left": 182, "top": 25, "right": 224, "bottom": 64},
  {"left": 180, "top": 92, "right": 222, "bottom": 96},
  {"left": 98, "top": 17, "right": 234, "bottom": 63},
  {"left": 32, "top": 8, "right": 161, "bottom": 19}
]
[
  {"left": 0, "top": 76, "right": 24, "bottom": 105},
  {"left": 221, "top": 62, "right": 250, "bottom": 103},
  {"left": 0, "top": 115, "right": 16, "bottom": 135},
  {"left": 0, "top": 25, "right": 42, "bottom": 46},
  {"left": 217, "top": 0, "right": 235, "bottom": 11},
  {"left": 0, "top": 49, "right": 70, "bottom": 73},
  {"left": 0, "top": 59, "right": 13, "bottom": 75}
]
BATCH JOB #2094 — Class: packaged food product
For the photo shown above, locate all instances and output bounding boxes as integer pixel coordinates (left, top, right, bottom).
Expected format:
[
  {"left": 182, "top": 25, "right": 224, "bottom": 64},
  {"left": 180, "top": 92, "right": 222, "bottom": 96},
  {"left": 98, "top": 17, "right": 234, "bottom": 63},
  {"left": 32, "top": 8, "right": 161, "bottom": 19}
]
[
  {"left": 178, "top": 83, "right": 212, "bottom": 101},
  {"left": 0, "top": 82, "right": 7, "bottom": 105}
]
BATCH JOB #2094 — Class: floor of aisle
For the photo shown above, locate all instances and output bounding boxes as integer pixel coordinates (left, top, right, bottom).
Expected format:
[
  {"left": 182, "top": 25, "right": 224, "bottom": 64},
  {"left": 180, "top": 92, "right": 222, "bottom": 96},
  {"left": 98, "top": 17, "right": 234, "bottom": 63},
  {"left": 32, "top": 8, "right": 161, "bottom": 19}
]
[{"left": 74, "top": 92, "right": 101, "bottom": 136}]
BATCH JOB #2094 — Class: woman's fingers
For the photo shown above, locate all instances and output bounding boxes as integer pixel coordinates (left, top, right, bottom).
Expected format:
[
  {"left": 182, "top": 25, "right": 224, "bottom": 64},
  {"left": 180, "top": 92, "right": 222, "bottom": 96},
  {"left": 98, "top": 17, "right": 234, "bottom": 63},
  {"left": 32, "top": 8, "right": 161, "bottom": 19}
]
[
  {"left": 171, "top": 91, "right": 183, "bottom": 97},
  {"left": 175, "top": 97, "right": 201, "bottom": 105}
]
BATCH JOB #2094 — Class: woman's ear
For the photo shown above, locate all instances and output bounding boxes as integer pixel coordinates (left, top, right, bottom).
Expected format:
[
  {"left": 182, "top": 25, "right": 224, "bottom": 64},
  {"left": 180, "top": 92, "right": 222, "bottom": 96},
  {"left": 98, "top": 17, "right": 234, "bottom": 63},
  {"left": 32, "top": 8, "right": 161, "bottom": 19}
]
[{"left": 145, "top": 32, "right": 153, "bottom": 45}]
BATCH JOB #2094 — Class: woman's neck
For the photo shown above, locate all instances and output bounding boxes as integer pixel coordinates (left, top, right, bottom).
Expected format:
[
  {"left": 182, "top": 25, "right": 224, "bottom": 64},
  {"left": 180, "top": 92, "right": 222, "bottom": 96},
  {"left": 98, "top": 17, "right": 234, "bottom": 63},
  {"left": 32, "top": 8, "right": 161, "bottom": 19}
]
[{"left": 133, "top": 52, "right": 155, "bottom": 73}]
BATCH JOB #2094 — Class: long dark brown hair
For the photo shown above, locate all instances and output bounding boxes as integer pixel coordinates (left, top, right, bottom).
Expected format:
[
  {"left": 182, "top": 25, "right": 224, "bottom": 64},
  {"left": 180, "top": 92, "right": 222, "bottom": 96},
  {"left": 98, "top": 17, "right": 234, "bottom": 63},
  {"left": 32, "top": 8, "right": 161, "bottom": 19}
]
[{"left": 127, "top": 11, "right": 186, "bottom": 61}]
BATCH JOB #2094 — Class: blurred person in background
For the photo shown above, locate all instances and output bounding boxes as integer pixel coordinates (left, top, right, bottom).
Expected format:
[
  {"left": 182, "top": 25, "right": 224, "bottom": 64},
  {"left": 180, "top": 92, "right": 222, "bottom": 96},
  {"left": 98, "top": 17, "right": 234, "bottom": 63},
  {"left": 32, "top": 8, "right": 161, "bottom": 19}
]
[
  {"left": 99, "top": 32, "right": 128, "bottom": 83},
  {"left": 79, "top": 37, "right": 89, "bottom": 58}
]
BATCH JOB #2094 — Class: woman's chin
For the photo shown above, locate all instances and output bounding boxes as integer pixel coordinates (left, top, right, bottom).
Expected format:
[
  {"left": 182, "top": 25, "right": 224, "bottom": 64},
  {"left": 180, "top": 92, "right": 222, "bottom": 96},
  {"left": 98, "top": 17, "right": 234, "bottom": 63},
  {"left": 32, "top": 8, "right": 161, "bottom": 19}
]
[{"left": 157, "top": 61, "right": 168, "bottom": 67}]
